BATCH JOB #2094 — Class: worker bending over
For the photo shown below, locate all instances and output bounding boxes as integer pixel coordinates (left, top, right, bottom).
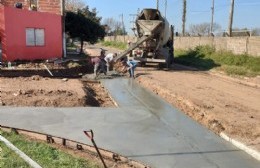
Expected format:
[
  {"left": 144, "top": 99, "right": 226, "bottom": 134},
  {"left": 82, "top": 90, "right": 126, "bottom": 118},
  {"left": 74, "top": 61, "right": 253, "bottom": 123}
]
[
  {"left": 121, "top": 57, "right": 137, "bottom": 78},
  {"left": 91, "top": 50, "right": 107, "bottom": 77},
  {"left": 104, "top": 53, "right": 117, "bottom": 73}
]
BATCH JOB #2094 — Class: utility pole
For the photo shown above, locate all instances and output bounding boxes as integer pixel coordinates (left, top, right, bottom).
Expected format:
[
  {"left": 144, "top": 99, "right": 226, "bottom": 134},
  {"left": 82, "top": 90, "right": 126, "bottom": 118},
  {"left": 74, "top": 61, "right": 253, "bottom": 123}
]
[
  {"left": 120, "top": 14, "right": 126, "bottom": 43},
  {"left": 157, "top": 0, "right": 159, "bottom": 10},
  {"left": 165, "top": 0, "right": 167, "bottom": 18},
  {"left": 228, "top": 0, "right": 235, "bottom": 37},
  {"left": 210, "top": 0, "right": 215, "bottom": 36},
  {"left": 182, "top": 0, "right": 187, "bottom": 36}
]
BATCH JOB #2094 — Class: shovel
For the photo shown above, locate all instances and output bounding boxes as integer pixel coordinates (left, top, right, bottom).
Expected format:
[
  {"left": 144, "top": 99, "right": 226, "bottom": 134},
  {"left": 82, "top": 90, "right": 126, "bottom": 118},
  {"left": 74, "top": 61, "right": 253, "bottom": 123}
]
[{"left": 83, "top": 130, "right": 107, "bottom": 168}]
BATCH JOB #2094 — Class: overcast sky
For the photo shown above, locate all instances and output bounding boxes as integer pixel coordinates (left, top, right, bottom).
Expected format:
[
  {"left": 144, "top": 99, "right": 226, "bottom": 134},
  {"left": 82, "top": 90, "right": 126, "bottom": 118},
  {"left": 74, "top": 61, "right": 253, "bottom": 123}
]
[{"left": 84, "top": 0, "right": 260, "bottom": 34}]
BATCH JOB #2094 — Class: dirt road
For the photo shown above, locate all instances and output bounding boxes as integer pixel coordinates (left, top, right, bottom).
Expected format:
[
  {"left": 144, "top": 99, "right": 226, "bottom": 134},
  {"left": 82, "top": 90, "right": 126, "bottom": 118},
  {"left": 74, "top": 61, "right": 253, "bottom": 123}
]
[{"left": 135, "top": 66, "right": 260, "bottom": 151}]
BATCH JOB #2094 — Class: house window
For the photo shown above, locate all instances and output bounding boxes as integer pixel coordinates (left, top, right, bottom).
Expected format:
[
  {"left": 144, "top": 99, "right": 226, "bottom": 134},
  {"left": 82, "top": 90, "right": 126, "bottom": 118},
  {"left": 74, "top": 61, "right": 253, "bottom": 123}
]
[{"left": 26, "top": 28, "right": 45, "bottom": 46}]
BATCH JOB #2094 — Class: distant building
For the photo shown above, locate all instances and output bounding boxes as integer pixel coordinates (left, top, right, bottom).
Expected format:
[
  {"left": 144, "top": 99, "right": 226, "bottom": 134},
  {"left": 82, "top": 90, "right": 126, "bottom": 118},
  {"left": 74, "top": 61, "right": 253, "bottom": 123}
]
[{"left": 0, "top": 0, "right": 64, "bottom": 62}]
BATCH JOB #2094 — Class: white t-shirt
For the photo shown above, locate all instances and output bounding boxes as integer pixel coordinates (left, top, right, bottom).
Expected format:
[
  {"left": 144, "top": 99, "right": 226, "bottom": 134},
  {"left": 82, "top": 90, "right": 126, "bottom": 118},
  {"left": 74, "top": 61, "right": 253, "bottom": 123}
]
[{"left": 104, "top": 53, "right": 114, "bottom": 63}]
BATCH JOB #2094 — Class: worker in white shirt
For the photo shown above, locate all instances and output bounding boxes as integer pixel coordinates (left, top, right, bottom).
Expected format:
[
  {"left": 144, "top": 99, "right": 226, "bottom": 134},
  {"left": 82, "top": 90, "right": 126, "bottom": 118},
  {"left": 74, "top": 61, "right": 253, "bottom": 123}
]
[{"left": 104, "top": 53, "right": 117, "bottom": 73}]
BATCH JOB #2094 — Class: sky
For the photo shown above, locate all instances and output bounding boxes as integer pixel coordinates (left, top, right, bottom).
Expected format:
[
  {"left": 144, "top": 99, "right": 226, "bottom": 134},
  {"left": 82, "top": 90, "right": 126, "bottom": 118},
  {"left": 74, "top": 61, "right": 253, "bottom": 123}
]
[{"left": 84, "top": 0, "right": 260, "bottom": 34}]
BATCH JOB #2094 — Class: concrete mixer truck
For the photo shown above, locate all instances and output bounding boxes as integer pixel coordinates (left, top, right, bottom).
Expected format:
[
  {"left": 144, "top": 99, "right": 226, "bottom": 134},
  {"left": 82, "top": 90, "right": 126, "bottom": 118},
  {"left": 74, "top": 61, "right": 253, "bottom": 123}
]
[{"left": 114, "top": 8, "right": 174, "bottom": 68}]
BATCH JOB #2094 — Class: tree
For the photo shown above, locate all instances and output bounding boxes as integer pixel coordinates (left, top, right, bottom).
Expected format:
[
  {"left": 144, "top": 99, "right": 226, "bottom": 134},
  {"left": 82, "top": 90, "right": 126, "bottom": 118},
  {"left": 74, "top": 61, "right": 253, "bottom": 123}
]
[
  {"left": 65, "top": 10, "right": 105, "bottom": 53},
  {"left": 103, "top": 18, "right": 126, "bottom": 36},
  {"left": 251, "top": 28, "right": 260, "bottom": 36},
  {"left": 189, "top": 23, "right": 221, "bottom": 36},
  {"left": 65, "top": 0, "right": 85, "bottom": 11},
  {"left": 103, "top": 18, "right": 116, "bottom": 34},
  {"left": 80, "top": 6, "right": 102, "bottom": 24},
  {"left": 182, "top": 0, "right": 187, "bottom": 36}
]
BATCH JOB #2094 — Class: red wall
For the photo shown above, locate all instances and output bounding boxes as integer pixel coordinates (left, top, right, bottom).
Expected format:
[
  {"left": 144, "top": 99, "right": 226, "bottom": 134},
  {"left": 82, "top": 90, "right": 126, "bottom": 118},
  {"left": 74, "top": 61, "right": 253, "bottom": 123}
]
[
  {"left": 3, "top": 6, "right": 62, "bottom": 61},
  {"left": 0, "top": 5, "right": 6, "bottom": 61}
]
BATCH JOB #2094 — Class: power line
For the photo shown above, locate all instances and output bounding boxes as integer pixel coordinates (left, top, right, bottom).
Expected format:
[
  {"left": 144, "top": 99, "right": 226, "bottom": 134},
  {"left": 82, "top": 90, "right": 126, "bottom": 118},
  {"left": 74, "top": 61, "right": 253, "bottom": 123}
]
[
  {"left": 215, "top": 4, "right": 230, "bottom": 9},
  {"left": 190, "top": 10, "right": 210, "bottom": 14},
  {"left": 236, "top": 2, "right": 260, "bottom": 6}
]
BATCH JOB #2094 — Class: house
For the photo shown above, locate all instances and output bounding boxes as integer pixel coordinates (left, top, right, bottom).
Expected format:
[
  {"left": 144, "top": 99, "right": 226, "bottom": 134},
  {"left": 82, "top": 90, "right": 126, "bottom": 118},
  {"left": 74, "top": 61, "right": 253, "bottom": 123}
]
[{"left": 0, "top": 0, "right": 64, "bottom": 62}]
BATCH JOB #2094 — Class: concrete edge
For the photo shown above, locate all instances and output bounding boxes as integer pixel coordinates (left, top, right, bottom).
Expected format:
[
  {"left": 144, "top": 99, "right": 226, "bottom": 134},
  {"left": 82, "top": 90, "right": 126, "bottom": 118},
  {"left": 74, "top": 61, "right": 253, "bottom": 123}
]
[
  {"left": 0, "top": 126, "right": 149, "bottom": 168},
  {"left": 100, "top": 81, "right": 119, "bottom": 107},
  {"left": 220, "top": 132, "right": 260, "bottom": 161}
]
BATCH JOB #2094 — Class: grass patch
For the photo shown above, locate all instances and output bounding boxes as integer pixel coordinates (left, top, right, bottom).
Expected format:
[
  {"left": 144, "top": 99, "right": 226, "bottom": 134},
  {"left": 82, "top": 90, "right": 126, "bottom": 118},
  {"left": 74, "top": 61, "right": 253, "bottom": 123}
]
[
  {"left": 100, "top": 41, "right": 127, "bottom": 50},
  {"left": 0, "top": 139, "right": 30, "bottom": 168},
  {"left": 0, "top": 131, "right": 100, "bottom": 168},
  {"left": 217, "top": 65, "right": 258, "bottom": 77},
  {"left": 66, "top": 42, "right": 78, "bottom": 51},
  {"left": 174, "top": 45, "right": 260, "bottom": 76}
]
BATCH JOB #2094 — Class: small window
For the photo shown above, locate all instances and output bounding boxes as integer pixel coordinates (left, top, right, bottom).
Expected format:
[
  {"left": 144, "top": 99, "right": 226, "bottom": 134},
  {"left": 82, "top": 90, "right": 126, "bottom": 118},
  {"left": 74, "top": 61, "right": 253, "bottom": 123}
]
[
  {"left": 35, "top": 29, "right": 45, "bottom": 46},
  {"left": 29, "top": 0, "right": 38, "bottom": 11},
  {"left": 26, "top": 28, "right": 35, "bottom": 46},
  {"left": 26, "top": 28, "right": 45, "bottom": 46}
]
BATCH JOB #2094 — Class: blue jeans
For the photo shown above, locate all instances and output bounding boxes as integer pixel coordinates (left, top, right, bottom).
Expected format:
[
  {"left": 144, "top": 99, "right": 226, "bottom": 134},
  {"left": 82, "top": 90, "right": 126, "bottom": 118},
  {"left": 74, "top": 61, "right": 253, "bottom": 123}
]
[{"left": 127, "top": 61, "right": 137, "bottom": 77}]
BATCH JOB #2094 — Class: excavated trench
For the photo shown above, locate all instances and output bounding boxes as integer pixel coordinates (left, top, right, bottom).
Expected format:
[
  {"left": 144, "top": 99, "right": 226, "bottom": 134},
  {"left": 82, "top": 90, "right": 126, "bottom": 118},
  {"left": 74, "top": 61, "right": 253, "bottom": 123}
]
[{"left": 0, "top": 63, "right": 115, "bottom": 107}]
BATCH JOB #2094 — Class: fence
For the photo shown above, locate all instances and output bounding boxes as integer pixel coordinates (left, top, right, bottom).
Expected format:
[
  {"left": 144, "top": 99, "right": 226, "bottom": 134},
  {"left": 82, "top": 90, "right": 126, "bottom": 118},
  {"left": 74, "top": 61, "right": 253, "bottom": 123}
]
[{"left": 104, "top": 36, "right": 260, "bottom": 57}]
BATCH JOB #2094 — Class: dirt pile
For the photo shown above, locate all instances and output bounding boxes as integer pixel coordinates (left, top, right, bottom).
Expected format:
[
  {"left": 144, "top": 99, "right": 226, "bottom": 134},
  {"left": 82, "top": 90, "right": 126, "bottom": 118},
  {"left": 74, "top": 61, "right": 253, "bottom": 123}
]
[
  {"left": 0, "top": 60, "right": 93, "bottom": 78},
  {"left": 113, "top": 61, "right": 127, "bottom": 74}
]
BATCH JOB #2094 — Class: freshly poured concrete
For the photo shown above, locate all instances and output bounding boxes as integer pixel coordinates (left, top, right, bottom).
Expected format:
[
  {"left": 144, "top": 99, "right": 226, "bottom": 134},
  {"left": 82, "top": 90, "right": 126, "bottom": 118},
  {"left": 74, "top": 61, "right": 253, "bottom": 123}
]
[{"left": 0, "top": 78, "right": 259, "bottom": 168}]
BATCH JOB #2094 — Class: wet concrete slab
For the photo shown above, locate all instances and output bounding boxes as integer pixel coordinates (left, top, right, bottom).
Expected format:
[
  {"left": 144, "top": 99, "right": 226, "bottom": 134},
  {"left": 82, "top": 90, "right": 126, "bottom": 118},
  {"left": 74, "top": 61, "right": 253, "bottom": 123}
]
[{"left": 0, "top": 78, "right": 259, "bottom": 168}]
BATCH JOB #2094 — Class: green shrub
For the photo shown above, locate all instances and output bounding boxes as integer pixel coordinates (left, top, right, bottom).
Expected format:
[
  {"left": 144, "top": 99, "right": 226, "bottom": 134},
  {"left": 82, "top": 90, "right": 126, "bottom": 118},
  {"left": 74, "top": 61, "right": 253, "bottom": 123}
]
[
  {"left": 101, "top": 41, "right": 127, "bottom": 50},
  {"left": 195, "top": 45, "right": 215, "bottom": 56},
  {"left": 175, "top": 45, "right": 260, "bottom": 76}
]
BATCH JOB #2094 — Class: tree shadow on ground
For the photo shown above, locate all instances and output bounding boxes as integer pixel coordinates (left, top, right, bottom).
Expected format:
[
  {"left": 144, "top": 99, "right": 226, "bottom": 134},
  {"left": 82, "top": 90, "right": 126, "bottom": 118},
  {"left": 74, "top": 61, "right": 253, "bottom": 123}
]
[
  {"left": 83, "top": 84, "right": 100, "bottom": 107},
  {"left": 173, "top": 49, "right": 220, "bottom": 71}
]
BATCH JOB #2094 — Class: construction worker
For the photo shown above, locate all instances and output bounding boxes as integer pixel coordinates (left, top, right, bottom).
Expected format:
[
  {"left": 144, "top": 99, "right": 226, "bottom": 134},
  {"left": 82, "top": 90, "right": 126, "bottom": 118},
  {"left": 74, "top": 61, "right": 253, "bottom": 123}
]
[
  {"left": 99, "top": 49, "right": 107, "bottom": 75},
  {"left": 121, "top": 57, "right": 137, "bottom": 78},
  {"left": 127, "top": 59, "right": 137, "bottom": 78},
  {"left": 91, "top": 50, "right": 107, "bottom": 77},
  {"left": 104, "top": 53, "right": 117, "bottom": 73},
  {"left": 127, "top": 40, "right": 131, "bottom": 48},
  {"left": 91, "top": 56, "right": 102, "bottom": 77}
]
